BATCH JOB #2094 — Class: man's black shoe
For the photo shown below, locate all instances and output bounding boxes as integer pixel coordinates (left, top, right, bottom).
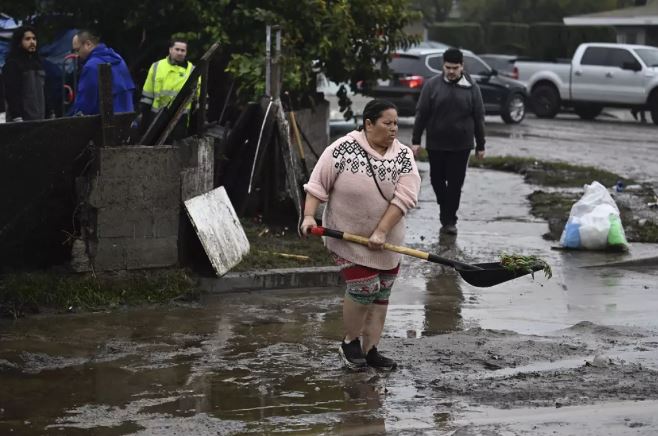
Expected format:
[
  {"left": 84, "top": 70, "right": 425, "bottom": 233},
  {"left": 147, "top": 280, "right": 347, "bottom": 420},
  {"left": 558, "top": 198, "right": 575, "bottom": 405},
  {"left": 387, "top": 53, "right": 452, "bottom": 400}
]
[
  {"left": 339, "top": 338, "right": 367, "bottom": 370},
  {"left": 366, "top": 346, "right": 397, "bottom": 371}
]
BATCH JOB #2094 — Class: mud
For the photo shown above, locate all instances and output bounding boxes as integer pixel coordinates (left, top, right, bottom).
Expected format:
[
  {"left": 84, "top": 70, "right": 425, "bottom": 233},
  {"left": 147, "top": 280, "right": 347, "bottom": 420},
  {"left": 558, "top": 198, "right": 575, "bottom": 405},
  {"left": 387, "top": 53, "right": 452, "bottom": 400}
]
[{"left": 2, "top": 289, "right": 658, "bottom": 435}]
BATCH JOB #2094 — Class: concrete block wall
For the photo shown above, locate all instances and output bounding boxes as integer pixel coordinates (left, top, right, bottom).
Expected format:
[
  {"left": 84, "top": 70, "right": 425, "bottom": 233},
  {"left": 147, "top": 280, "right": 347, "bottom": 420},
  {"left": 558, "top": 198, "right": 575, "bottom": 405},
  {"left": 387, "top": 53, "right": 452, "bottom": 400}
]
[
  {"left": 74, "top": 137, "right": 214, "bottom": 272},
  {"left": 88, "top": 146, "right": 182, "bottom": 270}
]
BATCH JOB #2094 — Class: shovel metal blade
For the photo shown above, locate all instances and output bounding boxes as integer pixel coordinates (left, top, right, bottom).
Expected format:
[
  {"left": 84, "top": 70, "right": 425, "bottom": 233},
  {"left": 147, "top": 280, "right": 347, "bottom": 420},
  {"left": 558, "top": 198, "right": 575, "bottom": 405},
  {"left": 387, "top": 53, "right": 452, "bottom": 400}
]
[{"left": 456, "top": 262, "right": 544, "bottom": 288}]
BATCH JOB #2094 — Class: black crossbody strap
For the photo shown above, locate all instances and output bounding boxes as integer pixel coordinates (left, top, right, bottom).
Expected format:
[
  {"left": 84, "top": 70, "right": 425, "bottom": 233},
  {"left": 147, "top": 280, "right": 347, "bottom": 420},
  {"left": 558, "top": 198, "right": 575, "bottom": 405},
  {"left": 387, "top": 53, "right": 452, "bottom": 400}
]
[{"left": 363, "top": 148, "right": 391, "bottom": 202}]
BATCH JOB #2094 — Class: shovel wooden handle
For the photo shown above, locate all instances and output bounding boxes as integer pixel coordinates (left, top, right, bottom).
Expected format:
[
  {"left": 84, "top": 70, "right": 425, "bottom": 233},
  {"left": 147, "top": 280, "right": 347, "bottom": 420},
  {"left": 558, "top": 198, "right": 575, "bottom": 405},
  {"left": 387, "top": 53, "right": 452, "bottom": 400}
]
[{"left": 310, "top": 226, "right": 482, "bottom": 271}]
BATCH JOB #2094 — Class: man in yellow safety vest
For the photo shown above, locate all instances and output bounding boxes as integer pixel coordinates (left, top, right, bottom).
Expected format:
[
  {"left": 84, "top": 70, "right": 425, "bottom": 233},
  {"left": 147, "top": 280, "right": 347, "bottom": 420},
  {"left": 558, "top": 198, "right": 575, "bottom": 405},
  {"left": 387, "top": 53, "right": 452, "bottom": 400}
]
[{"left": 139, "top": 37, "right": 196, "bottom": 139}]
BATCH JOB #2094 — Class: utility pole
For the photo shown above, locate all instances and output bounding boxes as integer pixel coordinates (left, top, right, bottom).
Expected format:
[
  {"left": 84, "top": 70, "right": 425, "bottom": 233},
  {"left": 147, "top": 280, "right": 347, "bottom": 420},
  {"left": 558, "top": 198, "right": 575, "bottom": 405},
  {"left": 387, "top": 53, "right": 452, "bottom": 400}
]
[{"left": 265, "top": 25, "right": 282, "bottom": 99}]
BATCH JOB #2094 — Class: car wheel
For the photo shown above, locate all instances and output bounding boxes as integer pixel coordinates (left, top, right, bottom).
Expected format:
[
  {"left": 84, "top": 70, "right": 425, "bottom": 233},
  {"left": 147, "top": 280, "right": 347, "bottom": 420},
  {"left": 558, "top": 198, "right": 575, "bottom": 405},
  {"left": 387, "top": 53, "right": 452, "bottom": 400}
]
[
  {"left": 501, "top": 93, "right": 526, "bottom": 124},
  {"left": 531, "top": 84, "right": 560, "bottom": 119},
  {"left": 574, "top": 104, "right": 603, "bottom": 120}
]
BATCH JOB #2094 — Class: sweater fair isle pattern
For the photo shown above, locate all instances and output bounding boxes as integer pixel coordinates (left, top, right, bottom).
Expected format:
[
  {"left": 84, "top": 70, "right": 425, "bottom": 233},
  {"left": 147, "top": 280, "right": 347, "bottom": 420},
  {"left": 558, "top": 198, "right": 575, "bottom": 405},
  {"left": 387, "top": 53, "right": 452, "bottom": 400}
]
[{"left": 304, "top": 130, "right": 421, "bottom": 270}]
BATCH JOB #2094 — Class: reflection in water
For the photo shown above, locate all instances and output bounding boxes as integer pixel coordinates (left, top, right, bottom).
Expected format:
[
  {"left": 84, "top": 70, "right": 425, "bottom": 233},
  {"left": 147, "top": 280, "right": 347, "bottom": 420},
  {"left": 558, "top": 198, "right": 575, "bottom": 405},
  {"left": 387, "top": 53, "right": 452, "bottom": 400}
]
[
  {"left": 426, "top": 232, "right": 465, "bottom": 335},
  {"left": 424, "top": 273, "right": 464, "bottom": 335},
  {"left": 385, "top": 232, "right": 465, "bottom": 338},
  {"left": 337, "top": 378, "right": 386, "bottom": 435}
]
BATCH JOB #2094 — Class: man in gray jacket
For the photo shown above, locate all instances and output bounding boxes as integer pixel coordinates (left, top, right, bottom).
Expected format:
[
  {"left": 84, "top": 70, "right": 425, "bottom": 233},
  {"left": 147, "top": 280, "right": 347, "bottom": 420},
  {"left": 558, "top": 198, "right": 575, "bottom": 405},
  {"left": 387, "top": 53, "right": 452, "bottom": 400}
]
[
  {"left": 411, "top": 48, "right": 485, "bottom": 235},
  {"left": 2, "top": 26, "right": 47, "bottom": 122}
]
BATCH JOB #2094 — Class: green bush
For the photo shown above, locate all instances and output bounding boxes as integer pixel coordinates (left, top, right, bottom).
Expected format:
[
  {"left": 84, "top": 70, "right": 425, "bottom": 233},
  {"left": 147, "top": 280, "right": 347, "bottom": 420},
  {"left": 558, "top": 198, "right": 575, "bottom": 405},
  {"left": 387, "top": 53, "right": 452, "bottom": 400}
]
[
  {"left": 486, "top": 22, "right": 530, "bottom": 55},
  {"left": 427, "top": 22, "right": 485, "bottom": 53},
  {"left": 527, "top": 23, "right": 617, "bottom": 60},
  {"left": 565, "top": 25, "right": 616, "bottom": 57},
  {"left": 528, "top": 22, "right": 567, "bottom": 60}
]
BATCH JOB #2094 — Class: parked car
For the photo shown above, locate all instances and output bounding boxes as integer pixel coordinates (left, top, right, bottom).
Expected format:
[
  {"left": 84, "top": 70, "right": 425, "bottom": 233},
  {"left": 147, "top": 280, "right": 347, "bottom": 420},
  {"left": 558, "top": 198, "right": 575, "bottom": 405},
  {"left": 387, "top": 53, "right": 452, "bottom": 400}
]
[
  {"left": 515, "top": 42, "right": 658, "bottom": 124},
  {"left": 366, "top": 48, "right": 528, "bottom": 124},
  {"left": 478, "top": 54, "right": 521, "bottom": 79}
]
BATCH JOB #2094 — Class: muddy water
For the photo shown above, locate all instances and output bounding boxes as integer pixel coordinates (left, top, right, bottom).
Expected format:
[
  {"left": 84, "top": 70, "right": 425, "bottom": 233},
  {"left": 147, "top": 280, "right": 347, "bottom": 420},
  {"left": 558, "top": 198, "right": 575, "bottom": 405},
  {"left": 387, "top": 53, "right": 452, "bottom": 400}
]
[
  {"left": 2, "top": 162, "right": 658, "bottom": 434},
  {"left": 0, "top": 287, "right": 475, "bottom": 435}
]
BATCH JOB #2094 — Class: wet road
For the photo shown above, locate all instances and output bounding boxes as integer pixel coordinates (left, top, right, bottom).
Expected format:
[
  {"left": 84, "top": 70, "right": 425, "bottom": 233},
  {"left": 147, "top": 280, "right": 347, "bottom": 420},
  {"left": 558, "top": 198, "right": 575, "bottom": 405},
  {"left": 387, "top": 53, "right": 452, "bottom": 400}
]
[
  {"left": 399, "top": 113, "right": 658, "bottom": 190},
  {"left": 2, "top": 114, "right": 658, "bottom": 435}
]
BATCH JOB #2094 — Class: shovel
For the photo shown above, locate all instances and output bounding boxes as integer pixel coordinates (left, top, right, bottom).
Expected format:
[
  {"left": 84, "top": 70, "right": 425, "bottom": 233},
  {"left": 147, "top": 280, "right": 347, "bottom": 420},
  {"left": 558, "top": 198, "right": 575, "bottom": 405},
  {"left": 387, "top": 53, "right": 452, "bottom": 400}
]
[{"left": 310, "top": 226, "right": 542, "bottom": 288}]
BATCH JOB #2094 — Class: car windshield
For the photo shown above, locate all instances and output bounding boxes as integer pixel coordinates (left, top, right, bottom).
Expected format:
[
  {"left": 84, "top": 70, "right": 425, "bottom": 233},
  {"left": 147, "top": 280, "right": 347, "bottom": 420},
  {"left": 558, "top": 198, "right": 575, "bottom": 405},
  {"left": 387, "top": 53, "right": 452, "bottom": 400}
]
[
  {"left": 635, "top": 48, "right": 658, "bottom": 67},
  {"left": 389, "top": 55, "right": 423, "bottom": 75}
]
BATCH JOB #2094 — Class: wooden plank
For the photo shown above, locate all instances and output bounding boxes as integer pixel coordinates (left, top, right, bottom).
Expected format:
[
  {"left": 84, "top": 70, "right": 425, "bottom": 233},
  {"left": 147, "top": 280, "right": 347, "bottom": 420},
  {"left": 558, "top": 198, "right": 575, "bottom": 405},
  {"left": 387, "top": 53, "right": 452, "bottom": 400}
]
[
  {"left": 184, "top": 186, "right": 250, "bottom": 277},
  {"left": 274, "top": 101, "right": 304, "bottom": 235},
  {"left": 196, "top": 60, "right": 209, "bottom": 134}
]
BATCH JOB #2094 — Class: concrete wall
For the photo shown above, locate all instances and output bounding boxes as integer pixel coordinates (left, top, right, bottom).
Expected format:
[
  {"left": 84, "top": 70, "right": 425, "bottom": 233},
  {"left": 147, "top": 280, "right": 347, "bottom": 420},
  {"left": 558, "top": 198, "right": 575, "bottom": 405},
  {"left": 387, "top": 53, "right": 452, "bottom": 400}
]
[{"left": 73, "top": 136, "right": 214, "bottom": 272}]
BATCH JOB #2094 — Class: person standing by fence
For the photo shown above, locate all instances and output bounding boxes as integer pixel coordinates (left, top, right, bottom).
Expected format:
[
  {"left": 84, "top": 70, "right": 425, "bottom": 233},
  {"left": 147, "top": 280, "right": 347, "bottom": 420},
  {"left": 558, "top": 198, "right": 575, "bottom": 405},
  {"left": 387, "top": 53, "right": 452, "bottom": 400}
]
[
  {"left": 138, "top": 37, "right": 197, "bottom": 139},
  {"left": 2, "top": 25, "right": 48, "bottom": 122},
  {"left": 70, "top": 29, "right": 134, "bottom": 115}
]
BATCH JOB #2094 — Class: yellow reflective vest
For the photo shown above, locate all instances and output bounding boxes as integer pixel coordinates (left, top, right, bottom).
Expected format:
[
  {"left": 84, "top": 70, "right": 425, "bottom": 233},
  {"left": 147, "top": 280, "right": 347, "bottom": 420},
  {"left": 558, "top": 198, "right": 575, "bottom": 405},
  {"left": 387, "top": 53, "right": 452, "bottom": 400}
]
[{"left": 140, "top": 57, "right": 195, "bottom": 112}]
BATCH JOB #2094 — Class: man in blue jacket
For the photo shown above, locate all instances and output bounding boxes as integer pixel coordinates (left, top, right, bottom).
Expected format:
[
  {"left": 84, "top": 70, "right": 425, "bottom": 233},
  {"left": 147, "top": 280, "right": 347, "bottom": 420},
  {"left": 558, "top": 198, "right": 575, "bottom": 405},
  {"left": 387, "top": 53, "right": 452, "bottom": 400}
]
[{"left": 71, "top": 29, "right": 134, "bottom": 115}]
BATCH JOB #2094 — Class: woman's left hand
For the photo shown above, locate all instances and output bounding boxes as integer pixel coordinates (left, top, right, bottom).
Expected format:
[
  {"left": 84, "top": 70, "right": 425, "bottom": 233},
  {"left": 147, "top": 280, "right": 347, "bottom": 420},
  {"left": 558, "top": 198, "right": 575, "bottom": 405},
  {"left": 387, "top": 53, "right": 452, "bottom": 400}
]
[{"left": 368, "top": 228, "right": 387, "bottom": 250}]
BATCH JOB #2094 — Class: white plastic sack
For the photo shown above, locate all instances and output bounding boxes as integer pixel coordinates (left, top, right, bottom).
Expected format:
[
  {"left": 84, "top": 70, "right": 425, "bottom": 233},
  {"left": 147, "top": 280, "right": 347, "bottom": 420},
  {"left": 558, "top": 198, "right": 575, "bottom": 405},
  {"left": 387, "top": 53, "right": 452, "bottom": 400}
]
[{"left": 559, "top": 181, "right": 628, "bottom": 250}]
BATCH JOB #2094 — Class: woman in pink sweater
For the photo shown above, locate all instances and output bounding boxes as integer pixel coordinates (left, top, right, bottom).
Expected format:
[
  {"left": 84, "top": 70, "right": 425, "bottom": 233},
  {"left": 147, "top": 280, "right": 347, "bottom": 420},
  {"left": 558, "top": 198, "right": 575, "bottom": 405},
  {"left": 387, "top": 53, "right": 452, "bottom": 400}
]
[{"left": 301, "top": 99, "right": 421, "bottom": 370}]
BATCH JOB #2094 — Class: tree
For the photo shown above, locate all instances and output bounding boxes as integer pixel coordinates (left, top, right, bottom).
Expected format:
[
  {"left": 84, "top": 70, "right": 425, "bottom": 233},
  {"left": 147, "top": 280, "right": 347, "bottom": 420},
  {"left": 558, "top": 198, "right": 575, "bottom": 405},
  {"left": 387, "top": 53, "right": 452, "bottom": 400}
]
[
  {"left": 3, "top": 0, "right": 420, "bottom": 110},
  {"left": 458, "top": 0, "right": 639, "bottom": 23},
  {"left": 206, "top": 0, "right": 420, "bottom": 106},
  {"left": 413, "top": 0, "right": 454, "bottom": 24}
]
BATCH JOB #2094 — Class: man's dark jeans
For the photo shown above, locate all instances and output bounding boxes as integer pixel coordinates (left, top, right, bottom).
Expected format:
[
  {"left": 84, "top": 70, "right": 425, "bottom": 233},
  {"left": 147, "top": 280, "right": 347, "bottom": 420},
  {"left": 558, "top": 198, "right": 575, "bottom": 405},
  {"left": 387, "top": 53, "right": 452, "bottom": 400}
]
[{"left": 427, "top": 149, "right": 472, "bottom": 227}]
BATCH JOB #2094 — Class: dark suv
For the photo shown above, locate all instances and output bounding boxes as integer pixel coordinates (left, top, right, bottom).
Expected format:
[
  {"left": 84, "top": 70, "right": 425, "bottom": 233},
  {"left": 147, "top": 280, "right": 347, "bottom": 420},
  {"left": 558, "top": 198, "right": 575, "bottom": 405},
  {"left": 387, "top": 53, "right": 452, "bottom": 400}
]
[{"left": 367, "top": 48, "right": 528, "bottom": 124}]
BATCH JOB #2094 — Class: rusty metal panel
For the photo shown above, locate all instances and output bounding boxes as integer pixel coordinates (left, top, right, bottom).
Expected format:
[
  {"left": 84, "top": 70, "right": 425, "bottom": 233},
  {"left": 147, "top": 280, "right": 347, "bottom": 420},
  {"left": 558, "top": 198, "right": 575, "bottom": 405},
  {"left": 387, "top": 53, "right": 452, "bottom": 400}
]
[{"left": 184, "top": 186, "right": 249, "bottom": 277}]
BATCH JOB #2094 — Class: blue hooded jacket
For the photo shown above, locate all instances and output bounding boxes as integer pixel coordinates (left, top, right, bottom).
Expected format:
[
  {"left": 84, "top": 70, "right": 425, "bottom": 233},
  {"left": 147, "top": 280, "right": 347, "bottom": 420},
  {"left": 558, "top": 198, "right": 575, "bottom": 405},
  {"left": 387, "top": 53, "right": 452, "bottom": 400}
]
[{"left": 72, "top": 43, "right": 135, "bottom": 115}]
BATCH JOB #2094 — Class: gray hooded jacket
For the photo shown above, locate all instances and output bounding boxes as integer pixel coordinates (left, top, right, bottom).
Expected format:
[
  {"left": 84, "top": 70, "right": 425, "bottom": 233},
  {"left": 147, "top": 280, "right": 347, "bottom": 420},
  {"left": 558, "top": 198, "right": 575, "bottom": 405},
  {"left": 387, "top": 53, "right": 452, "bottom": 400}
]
[{"left": 411, "top": 72, "right": 485, "bottom": 151}]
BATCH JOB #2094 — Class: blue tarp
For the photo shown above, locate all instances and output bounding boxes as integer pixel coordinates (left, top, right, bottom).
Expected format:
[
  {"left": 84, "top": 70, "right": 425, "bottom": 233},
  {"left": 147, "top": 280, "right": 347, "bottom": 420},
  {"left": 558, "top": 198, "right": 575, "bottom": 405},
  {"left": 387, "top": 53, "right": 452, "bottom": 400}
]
[
  {"left": 0, "top": 13, "right": 21, "bottom": 67},
  {"left": 0, "top": 39, "right": 8, "bottom": 68}
]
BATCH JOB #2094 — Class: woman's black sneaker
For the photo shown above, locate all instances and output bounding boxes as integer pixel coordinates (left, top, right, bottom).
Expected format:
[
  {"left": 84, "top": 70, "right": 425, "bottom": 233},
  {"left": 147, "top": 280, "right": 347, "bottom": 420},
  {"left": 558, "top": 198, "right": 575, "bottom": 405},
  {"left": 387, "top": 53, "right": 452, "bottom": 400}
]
[
  {"left": 339, "top": 338, "right": 367, "bottom": 370},
  {"left": 366, "top": 346, "right": 397, "bottom": 371}
]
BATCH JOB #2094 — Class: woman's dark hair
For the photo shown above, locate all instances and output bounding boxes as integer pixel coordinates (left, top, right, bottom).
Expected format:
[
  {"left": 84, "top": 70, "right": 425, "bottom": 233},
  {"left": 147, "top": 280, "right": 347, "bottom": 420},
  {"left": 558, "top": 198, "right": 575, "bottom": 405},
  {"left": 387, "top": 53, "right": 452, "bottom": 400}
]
[
  {"left": 8, "top": 25, "right": 37, "bottom": 57},
  {"left": 360, "top": 99, "right": 398, "bottom": 131}
]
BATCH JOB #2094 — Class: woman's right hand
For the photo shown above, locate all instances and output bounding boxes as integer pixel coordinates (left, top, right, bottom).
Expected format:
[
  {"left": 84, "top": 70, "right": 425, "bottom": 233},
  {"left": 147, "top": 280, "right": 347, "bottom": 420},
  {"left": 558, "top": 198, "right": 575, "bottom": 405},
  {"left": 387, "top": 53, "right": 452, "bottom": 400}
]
[{"left": 300, "top": 215, "right": 317, "bottom": 237}]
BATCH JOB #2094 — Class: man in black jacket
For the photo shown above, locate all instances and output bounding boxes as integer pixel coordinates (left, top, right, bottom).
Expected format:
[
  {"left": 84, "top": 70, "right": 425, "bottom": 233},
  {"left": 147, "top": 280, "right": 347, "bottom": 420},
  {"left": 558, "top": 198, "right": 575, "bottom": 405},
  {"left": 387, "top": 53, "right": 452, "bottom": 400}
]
[
  {"left": 411, "top": 48, "right": 486, "bottom": 235},
  {"left": 2, "top": 26, "right": 47, "bottom": 122}
]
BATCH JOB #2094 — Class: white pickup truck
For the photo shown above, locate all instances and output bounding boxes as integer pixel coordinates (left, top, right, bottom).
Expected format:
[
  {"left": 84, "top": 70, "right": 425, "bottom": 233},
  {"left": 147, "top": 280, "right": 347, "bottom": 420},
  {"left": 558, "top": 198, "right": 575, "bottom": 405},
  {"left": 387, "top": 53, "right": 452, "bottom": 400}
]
[{"left": 515, "top": 43, "right": 658, "bottom": 124}]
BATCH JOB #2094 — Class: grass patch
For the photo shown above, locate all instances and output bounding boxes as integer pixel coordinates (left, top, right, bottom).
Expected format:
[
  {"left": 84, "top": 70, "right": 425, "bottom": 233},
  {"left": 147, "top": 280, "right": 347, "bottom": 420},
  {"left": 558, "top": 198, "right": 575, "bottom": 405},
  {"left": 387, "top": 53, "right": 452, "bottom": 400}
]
[
  {"left": 0, "top": 269, "right": 200, "bottom": 319},
  {"left": 528, "top": 190, "right": 658, "bottom": 243},
  {"left": 528, "top": 191, "right": 579, "bottom": 240},
  {"left": 470, "top": 156, "right": 634, "bottom": 188},
  {"left": 234, "top": 219, "right": 333, "bottom": 271},
  {"left": 632, "top": 220, "right": 658, "bottom": 242}
]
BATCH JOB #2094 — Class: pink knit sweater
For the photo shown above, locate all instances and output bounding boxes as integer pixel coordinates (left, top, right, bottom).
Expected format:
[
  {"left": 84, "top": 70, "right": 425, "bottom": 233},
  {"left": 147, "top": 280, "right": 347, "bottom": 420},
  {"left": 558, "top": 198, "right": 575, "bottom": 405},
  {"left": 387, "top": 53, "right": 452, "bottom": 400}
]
[{"left": 304, "top": 130, "right": 421, "bottom": 270}]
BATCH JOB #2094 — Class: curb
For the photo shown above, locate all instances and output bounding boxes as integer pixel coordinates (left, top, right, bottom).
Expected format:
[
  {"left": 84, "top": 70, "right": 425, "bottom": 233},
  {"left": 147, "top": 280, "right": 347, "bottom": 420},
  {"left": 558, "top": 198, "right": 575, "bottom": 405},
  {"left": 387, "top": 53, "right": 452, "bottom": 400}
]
[
  {"left": 198, "top": 266, "right": 342, "bottom": 293},
  {"left": 582, "top": 256, "right": 658, "bottom": 269}
]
